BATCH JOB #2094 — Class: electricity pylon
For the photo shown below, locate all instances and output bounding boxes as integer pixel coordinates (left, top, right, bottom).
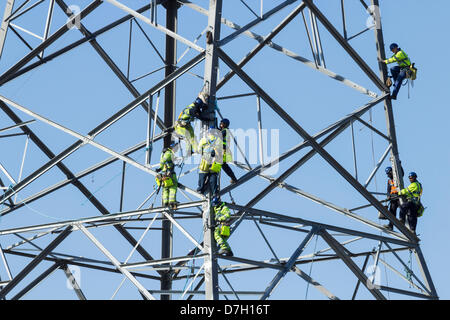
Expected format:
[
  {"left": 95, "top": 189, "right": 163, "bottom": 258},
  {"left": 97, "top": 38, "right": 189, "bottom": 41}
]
[{"left": 0, "top": 0, "right": 437, "bottom": 300}]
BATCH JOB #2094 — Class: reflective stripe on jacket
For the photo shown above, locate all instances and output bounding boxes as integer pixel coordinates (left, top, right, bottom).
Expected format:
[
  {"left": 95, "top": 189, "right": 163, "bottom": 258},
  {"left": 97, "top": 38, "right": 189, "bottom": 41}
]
[
  {"left": 159, "top": 148, "right": 174, "bottom": 172},
  {"left": 214, "top": 203, "right": 231, "bottom": 222},
  {"left": 399, "top": 181, "right": 423, "bottom": 200},
  {"left": 386, "top": 49, "right": 411, "bottom": 67},
  {"left": 178, "top": 103, "right": 195, "bottom": 121},
  {"left": 388, "top": 179, "right": 399, "bottom": 195}
]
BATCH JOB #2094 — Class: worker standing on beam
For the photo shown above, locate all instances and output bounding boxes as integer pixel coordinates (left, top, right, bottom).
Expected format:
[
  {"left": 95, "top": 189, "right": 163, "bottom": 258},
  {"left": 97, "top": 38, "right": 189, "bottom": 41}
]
[
  {"left": 174, "top": 92, "right": 210, "bottom": 154},
  {"left": 382, "top": 166, "right": 403, "bottom": 231},
  {"left": 155, "top": 142, "right": 179, "bottom": 209},
  {"left": 383, "top": 43, "right": 412, "bottom": 100},
  {"left": 219, "top": 118, "right": 238, "bottom": 184},
  {"left": 197, "top": 126, "right": 222, "bottom": 197},
  {"left": 212, "top": 196, "right": 233, "bottom": 256},
  {"left": 398, "top": 172, "right": 423, "bottom": 235}
]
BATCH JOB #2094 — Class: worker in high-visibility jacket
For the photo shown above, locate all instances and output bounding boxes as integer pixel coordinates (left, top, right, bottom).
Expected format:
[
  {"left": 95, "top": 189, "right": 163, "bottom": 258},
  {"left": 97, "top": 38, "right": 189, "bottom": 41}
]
[
  {"left": 212, "top": 196, "right": 233, "bottom": 256},
  {"left": 219, "top": 118, "right": 238, "bottom": 184},
  {"left": 155, "top": 142, "right": 178, "bottom": 209},
  {"left": 174, "top": 93, "right": 209, "bottom": 154},
  {"left": 197, "top": 128, "right": 222, "bottom": 197},
  {"left": 383, "top": 43, "right": 411, "bottom": 100},
  {"left": 382, "top": 166, "right": 404, "bottom": 231},
  {"left": 398, "top": 172, "right": 423, "bottom": 235}
]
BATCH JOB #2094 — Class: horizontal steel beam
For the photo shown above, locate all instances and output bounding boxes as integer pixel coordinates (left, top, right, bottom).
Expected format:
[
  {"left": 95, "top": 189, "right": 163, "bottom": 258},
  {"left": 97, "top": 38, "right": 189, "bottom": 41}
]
[
  {"left": 0, "top": 201, "right": 205, "bottom": 235},
  {"left": 226, "top": 203, "right": 412, "bottom": 247},
  {"left": 3, "top": 249, "right": 160, "bottom": 281},
  {"left": 122, "top": 254, "right": 207, "bottom": 269}
]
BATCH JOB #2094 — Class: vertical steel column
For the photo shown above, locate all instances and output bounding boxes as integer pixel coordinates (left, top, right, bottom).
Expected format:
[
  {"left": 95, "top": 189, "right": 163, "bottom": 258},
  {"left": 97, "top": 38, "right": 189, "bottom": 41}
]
[
  {"left": 202, "top": 0, "right": 223, "bottom": 300},
  {"left": 0, "top": 0, "right": 15, "bottom": 60},
  {"left": 161, "top": 0, "right": 178, "bottom": 300},
  {"left": 340, "top": 0, "right": 347, "bottom": 39},
  {"left": 370, "top": 0, "right": 404, "bottom": 191},
  {"left": 41, "top": 0, "right": 55, "bottom": 58}
]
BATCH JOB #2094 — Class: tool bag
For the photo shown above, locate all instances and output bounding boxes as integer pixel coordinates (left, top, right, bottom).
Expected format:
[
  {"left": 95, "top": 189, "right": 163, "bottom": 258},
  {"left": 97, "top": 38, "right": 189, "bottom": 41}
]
[
  {"left": 210, "top": 161, "right": 222, "bottom": 173},
  {"left": 412, "top": 198, "right": 425, "bottom": 217},
  {"left": 219, "top": 223, "right": 230, "bottom": 237},
  {"left": 155, "top": 172, "right": 174, "bottom": 187},
  {"left": 199, "top": 159, "right": 211, "bottom": 172},
  {"left": 406, "top": 63, "right": 417, "bottom": 81},
  {"left": 155, "top": 174, "right": 163, "bottom": 187}
]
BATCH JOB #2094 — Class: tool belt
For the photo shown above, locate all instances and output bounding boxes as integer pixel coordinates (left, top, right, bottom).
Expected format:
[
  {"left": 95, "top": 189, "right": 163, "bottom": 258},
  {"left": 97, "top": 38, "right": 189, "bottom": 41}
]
[{"left": 156, "top": 172, "right": 174, "bottom": 188}]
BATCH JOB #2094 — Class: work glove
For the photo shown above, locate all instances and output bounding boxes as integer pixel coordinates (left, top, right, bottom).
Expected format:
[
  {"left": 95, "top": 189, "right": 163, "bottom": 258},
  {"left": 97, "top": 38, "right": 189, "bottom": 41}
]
[{"left": 155, "top": 167, "right": 162, "bottom": 173}]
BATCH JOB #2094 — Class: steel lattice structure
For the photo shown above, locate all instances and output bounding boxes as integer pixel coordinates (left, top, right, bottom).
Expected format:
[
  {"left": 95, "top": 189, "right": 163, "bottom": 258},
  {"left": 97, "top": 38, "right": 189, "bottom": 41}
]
[{"left": 0, "top": 0, "right": 438, "bottom": 300}]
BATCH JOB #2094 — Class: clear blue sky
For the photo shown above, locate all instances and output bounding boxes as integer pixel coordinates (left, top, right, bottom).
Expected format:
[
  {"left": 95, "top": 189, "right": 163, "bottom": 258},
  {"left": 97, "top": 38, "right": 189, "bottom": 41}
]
[{"left": 0, "top": 0, "right": 448, "bottom": 300}]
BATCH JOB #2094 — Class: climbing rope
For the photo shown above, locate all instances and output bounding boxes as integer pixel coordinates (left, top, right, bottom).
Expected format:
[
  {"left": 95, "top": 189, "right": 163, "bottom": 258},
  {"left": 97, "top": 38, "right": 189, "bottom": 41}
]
[
  {"left": 405, "top": 249, "right": 414, "bottom": 288},
  {"left": 81, "top": 148, "right": 147, "bottom": 206},
  {"left": 5, "top": 185, "right": 61, "bottom": 221}
]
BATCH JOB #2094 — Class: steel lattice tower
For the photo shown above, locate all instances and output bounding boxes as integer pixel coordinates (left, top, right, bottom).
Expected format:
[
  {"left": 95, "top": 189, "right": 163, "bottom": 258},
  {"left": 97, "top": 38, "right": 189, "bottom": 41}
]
[{"left": 0, "top": 0, "right": 438, "bottom": 300}]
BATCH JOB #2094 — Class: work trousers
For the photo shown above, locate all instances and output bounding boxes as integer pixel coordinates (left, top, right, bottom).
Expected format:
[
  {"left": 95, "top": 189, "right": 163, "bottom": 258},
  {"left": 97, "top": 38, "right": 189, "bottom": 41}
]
[
  {"left": 214, "top": 226, "right": 231, "bottom": 251},
  {"left": 387, "top": 198, "right": 400, "bottom": 229},
  {"left": 222, "top": 163, "right": 237, "bottom": 181},
  {"left": 198, "top": 172, "right": 219, "bottom": 197},
  {"left": 399, "top": 200, "right": 418, "bottom": 232},
  {"left": 390, "top": 66, "right": 407, "bottom": 99},
  {"left": 162, "top": 174, "right": 177, "bottom": 206}
]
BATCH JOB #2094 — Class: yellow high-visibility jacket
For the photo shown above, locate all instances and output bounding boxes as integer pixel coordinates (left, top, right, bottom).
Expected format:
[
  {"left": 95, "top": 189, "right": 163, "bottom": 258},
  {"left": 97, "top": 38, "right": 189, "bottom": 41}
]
[
  {"left": 399, "top": 181, "right": 423, "bottom": 200},
  {"left": 159, "top": 148, "right": 175, "bottom": 173},
  {"left": 385, "top": 50, "right": 411, "bottom": 68},
  {"left": 198, "top": 135, "right": 223, "bottom": 173}
]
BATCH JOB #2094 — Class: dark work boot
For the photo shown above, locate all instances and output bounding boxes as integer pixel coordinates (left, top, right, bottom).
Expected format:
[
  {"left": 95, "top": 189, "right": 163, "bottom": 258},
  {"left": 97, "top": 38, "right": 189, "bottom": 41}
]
[
  {"left": 225, "top": 249, "right": 234, "bottom": 257},
  {"left": 169, "top": 202, "right": 178, "bottom": 210}
]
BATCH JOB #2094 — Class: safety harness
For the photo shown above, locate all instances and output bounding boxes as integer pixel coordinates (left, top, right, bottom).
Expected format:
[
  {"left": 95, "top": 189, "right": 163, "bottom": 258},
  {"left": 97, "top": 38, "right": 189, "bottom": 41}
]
[{"left": 405, "top": 181, "right": 425, "bottom": 217}]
